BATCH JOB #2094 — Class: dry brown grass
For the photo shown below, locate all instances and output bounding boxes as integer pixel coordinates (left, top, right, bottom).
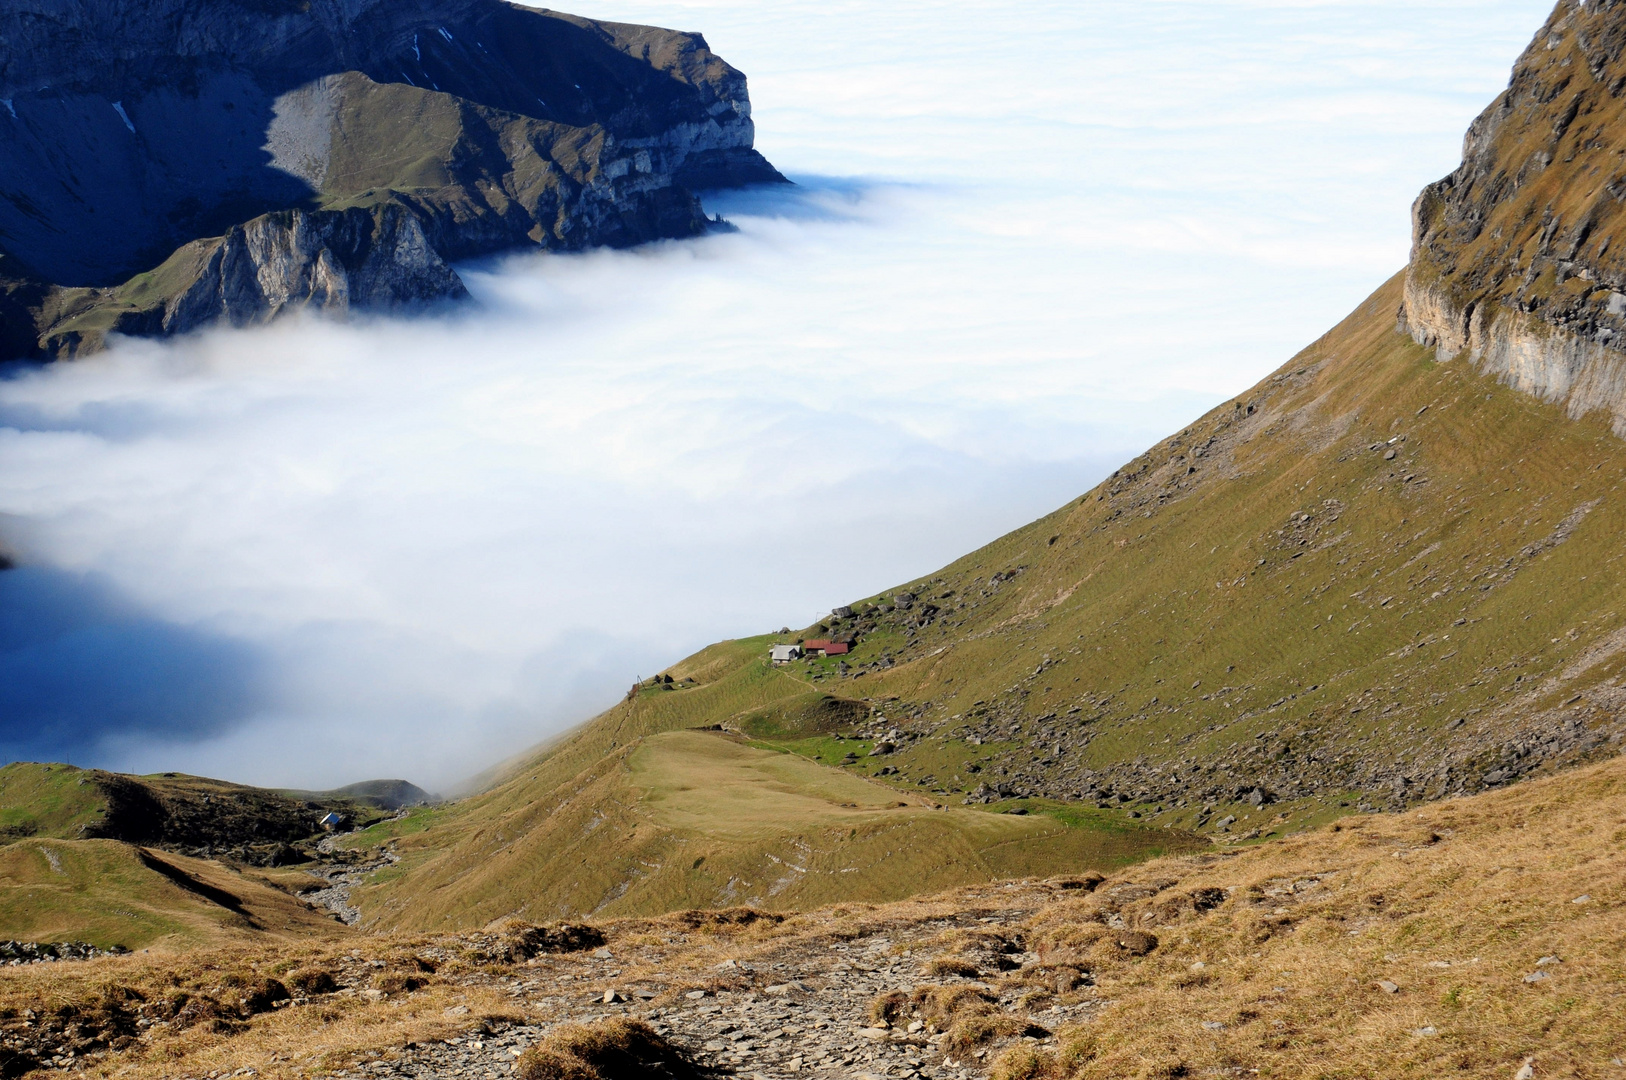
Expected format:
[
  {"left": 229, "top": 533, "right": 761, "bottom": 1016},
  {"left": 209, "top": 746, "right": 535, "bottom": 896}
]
[
  {"left": 0, "top": 935, "right": 529, "bottom": 1079},
  {"left": 869, "top": 983, "right": 1046, "bottom": 1055},
  {"left": 0, "top": 754, "right": 1622, "bottom": 1078},
  {"left": 979, "top": 754, "right": 1626, "bottom": 1079},
  {"left": 513, "top": 1018, "right": 700, "bottom": 1080}
]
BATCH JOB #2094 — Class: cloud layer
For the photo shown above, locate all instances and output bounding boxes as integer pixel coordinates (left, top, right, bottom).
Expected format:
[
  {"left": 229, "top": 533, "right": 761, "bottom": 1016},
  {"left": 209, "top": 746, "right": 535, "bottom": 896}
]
[{"left": 0, "top": 0, "right": 1553, "bottom": 788}]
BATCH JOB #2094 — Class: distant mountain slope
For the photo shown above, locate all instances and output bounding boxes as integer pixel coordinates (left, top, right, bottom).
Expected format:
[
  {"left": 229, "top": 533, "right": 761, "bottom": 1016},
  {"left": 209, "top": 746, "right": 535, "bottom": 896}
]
[
  {"left": 284, "top": 779, "right": 435, "bottom": 811},
  {"left": 0, "top": 0, "right": 782, "bottom": 357},
  {"left": 0, "top": 762, "right": 390, "bottom": 863}
]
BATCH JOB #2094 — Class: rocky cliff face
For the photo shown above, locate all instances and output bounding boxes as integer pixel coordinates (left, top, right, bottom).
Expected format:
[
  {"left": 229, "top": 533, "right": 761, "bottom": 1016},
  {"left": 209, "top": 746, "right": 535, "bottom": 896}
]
[
  {"left": 0, "top": 0, "right": 783, "bottom": 358},
  {"left": 1401, "top": 0, "right": 1626, "bottom": 433}
]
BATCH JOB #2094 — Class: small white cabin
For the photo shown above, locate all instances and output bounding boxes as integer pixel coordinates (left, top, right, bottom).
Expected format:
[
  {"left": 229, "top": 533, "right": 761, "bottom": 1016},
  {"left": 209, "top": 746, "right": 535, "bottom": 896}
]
[{"left": 769, "top": 643, "right": 803, "bottom": 663}]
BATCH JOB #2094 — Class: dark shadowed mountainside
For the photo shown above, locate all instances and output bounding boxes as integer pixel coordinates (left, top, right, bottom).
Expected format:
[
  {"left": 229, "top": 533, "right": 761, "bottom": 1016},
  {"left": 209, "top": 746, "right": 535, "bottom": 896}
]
[{"left": 0, "top": 0, "right": 783, "bottom": 358}]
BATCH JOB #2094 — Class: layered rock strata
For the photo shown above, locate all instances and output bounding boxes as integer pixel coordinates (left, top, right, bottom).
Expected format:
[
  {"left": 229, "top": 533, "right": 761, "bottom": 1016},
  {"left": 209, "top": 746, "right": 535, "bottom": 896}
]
[{"left": 0, "top": 0, "right": 783, "bottom": 357}]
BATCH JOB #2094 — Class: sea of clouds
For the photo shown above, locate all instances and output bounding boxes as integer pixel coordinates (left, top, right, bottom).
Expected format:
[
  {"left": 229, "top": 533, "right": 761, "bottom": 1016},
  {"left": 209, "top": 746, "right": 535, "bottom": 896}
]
[{"left": 0, "top": 0, "right": 1554, "bottom": 789}]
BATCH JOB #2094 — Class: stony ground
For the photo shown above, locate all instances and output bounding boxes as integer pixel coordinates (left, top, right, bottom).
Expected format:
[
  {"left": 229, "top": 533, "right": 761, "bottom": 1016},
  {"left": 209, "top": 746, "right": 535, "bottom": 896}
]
[
  {"left": 305, "top": 837, "right": 400, "bottom": 927},
  {"left": 304, "top": 884, "right": 1068, "bottom": 1080}
]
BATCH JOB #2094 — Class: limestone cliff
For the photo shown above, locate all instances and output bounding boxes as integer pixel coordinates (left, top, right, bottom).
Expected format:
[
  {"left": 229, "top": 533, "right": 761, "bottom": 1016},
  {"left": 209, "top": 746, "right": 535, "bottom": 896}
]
[
  {"left": 1400, "top": 0, "right": 1626, "bottom": 433},
  {"left": 0, "top": 0, "right": 784, "bottom": 358}
]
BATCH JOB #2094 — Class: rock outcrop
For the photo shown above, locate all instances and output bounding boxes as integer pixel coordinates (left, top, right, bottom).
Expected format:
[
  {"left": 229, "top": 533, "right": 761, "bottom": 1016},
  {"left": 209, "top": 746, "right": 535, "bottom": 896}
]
[
  {"left": 0, "top": 0, "right": 784, "bottom": 358},
  {"left": 1400, "top": 0, "right": 1626, "bottom": 433}
]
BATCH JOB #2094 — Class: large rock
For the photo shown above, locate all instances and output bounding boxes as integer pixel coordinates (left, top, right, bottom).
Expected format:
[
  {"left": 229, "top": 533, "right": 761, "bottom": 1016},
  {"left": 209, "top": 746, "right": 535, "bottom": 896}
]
[{"left": 0, "top": 0, "right": 784, "bottom": 357}]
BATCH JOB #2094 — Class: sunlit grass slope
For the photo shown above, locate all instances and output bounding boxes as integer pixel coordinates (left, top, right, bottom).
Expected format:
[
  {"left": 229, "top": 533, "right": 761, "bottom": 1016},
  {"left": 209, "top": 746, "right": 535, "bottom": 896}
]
[
  {"left": 0, "top": 764, "right": 106, "bottom": 839},
  {"left": 351, "top": 270, "right": 1626, "bottom": 929},
  {"left": 351, "top": 721, "right": 1196, "bottom": 930},
  {"left": 0, "top": 840, "right": 346, "bottom": 951}
]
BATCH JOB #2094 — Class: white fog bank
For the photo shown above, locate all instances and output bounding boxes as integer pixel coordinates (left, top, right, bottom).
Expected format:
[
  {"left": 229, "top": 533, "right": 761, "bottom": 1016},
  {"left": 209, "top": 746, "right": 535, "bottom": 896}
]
[{"left": 0, "top": 0, "right": 1552, "bottom": 789}]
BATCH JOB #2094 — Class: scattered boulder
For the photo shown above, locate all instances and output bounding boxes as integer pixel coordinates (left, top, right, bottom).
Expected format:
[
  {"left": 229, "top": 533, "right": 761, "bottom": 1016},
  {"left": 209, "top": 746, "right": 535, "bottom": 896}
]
[{"left": 0, "top": 940, "right": 120, "bottom": 964}]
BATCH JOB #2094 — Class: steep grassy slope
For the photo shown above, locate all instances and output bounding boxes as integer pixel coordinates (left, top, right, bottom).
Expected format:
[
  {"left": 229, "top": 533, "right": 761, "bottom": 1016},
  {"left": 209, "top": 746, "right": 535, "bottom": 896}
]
[
  {"left": 797, "top": 270, "right": 1626, "bottom": 822},
  {"left": 348, "top": 267, "right": 1626, "bottom": 930},
  {"left": 0, "top": 840, "right": 347, "bottom": 951}
]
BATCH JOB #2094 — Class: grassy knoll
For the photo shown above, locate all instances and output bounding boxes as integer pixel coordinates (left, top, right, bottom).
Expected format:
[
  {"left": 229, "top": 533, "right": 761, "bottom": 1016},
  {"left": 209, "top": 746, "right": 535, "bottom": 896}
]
[
  {"left": 0, "top": 840, "right": 346, "bottom": 951},
  {"left": 350, "top": 724, "right": 1195, "bottom": 931},
  {"left": 0, "top": 763, "right": 396, "bottom": 951},
  {"left": 0, "top": 764, "right": 106, "bottom": 839}
]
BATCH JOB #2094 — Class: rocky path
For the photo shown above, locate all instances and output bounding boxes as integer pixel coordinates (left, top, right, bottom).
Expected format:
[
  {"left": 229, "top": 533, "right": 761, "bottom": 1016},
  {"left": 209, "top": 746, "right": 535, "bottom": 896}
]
[
  {"left": 342, "top": 889, "right": 1082, "bottom": 1080},
  {"left": 305, "top": 837, "right": 399, "bottom": 926}
]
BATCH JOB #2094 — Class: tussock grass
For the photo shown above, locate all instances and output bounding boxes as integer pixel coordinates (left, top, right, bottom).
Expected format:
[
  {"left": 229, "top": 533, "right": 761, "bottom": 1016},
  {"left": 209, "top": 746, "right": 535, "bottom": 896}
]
[
  {"left": 974, "top": 753, "right": 1626, "bottom": 1079},
  {"left": 869, "top": 983, "right": 1039, "bottom": 1054},
  {"left": 514, "top": 1019, "right": 700, "bottom": 1080}
]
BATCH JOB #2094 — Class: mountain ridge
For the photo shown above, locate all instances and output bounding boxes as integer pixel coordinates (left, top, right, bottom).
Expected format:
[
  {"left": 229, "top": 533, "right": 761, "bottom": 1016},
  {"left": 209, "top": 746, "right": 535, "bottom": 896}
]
[{"left": 342, "top": 262, "right": 1626, "bottom": 927}]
